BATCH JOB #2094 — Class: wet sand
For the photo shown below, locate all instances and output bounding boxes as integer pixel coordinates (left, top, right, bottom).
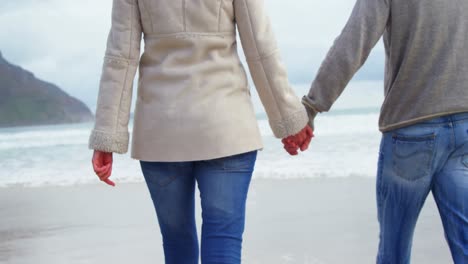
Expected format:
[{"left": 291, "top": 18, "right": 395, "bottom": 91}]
[{"left": 0, "top": 178, "right": 452, "bottom": 264}]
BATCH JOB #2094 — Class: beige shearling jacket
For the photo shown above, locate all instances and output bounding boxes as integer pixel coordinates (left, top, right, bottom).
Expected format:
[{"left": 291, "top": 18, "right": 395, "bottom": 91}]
[{"left": 88, "top": 0, "right": 308, "bottom": 162}]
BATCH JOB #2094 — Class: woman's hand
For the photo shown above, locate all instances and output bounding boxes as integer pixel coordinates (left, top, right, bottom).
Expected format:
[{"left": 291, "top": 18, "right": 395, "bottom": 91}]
[
  {"left": 92, "top": 150, "right": 115, "bottom": 187},
  {"left": 282, "top": 126, "right": 314, "bottom": 155}
]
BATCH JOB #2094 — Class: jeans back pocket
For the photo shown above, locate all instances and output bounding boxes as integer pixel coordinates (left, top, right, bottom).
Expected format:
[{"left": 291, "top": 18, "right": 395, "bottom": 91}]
[
  {"left": 392, "top": 133, "right": 436, "bottom": 181},
  {"left": 463, "top": 154, "right": 468, "bottom": 168},
  {"left": 140, "top": 161, "right": 189, "bottom": 187},
  {"left": 222, "top": 151, "right": 257, "bottom": 172}
]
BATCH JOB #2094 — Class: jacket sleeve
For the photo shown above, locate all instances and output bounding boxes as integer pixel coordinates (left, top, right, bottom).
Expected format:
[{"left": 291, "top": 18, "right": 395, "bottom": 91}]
[
  {"left": 88, "top": 0, "right": 142, "bottom": 154},
  {"left": 302, "top": 0, "right": 390, "bottom": 121},
  {"left": 234, "top": 0, "right": 308, "bottom": 138}
]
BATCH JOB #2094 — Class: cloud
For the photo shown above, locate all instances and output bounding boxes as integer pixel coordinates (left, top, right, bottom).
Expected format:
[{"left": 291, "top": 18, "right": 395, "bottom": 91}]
[
  {"left": 1, "top": 0, "right": 386, "bottom": 111},
  {"left": 0, "top": 0, "right": 112, "bottom": 108},
  {"left": 265, "top": 0, "right": 385, "bottom": 83}
]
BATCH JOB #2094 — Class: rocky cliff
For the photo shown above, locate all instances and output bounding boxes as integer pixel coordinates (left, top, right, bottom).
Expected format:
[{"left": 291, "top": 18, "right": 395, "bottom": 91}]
[{"left": 0, "top": 52, "right": 94, "bottom": 128}]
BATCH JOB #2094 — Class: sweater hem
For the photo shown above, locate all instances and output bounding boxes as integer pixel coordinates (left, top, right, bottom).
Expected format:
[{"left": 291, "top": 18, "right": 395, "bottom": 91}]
[{"left": 379, "top": 110, "right": 468, "bottom": 132}]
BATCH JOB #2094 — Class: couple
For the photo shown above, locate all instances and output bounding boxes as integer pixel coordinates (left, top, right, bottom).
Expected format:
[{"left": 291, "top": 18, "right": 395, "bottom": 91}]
[{"left": 89, "top": 0, "right": 468, "bottom": 263}]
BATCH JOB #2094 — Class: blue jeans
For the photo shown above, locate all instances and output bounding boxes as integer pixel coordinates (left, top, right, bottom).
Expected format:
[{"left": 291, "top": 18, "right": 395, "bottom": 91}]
[
  {"left": 376, "top": 112, "right": 468, "bottom": 264},
  {"left": 139, "top": 150, "right": 257, "bottom": 264}
]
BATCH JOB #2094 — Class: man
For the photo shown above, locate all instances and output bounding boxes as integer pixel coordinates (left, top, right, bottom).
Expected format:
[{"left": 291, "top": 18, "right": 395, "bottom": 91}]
[{"left": 286, "top": 0, "right": 468, "bottom": 263}]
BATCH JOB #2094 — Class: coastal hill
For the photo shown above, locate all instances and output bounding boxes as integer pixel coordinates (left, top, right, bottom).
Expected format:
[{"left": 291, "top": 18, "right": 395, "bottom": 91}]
[{"left": 0, "top": 51, "right": 94, "bottom": 128}]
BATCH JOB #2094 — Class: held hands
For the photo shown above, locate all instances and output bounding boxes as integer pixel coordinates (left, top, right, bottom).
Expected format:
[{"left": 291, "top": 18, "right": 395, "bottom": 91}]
[
  {"left": 92, "top": 150, "right": 115, "bottom": 187},
  {"left": 282, "top": 125, "right": 314, "bottom": 156},
  {"left": 91, "top": 126, "right": 314, "bottom": 184}
]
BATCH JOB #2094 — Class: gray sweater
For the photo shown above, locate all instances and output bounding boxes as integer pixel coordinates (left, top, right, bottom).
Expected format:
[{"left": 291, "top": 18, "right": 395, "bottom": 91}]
[{"left": 302, "top": 0, "right": 468, "bottom": 132}]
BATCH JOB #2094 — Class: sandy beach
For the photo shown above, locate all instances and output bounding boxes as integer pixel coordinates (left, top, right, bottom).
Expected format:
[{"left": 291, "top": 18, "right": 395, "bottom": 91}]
[{"left": 0, "top": 178, "right": 452, "bottom": 264}]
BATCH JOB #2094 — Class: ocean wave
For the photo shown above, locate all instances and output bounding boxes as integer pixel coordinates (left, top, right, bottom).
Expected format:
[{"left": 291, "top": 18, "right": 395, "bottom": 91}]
[
  {"left": 0, "top": 171, "right": 375, "bottom": 188},
  {"left": 0, "top": 112, "right": 381, "bottom": 188},
  {"left": 0, "top": 129, "right": 91, "bottom": 150}
]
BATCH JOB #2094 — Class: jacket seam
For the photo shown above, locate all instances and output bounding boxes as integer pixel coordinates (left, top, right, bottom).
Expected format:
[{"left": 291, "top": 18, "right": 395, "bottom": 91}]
[
  {"left": 144, "top": 31, "right": 235, "bottom": 39},
  {"left": 217, "top": 0, "right": 223, "bottom": 32},
  {"left": 139, "top": 0, "right": 154, "bottom": 33},
  {"left": 115, "top": 66, "right": 131, "bottom": 135},
  {"left": 115, "top": 0, "right": 136, "bottom": 135},
  {"left": 245, "top": 49, "right": 279, "bottom": 62},
  {"left": 128, "top": 1, "right": 135, "bottom": 59},
  {"left": 104, "top": 55, "right": 138, "bottom": 66},
  {"left": 183, "top": 0, "right": 187, "bottom": 32},
  {"left": 242, "top": 0, "right": 260, "bottom": 60},
  {"left": 91, "top": 129, "right": 129, "bottom": 135},
  {"left": 243, "top": 0, "right": 284, "bottom": 122}
]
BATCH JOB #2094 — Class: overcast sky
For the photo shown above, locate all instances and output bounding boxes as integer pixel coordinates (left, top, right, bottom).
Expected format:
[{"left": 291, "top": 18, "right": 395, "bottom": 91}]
[{"left": 0, "top": 0, "right": 385, "bottom": 111}]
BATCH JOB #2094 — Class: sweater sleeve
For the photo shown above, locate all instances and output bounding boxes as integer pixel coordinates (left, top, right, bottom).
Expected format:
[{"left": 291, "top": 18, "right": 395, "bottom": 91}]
[
  {"left": 302, "top": 0, "right": 390, "bottom": 118},
  {"left": 88, "top": 0, "right": 142, "bottom": 154},
  {"left": 234, "top": 0, "right": 308, "bottom": 138}
]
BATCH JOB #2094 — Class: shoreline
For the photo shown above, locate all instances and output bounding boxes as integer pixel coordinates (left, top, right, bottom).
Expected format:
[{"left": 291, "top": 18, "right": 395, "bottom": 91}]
[{"left": 0, "top": 178, "right": 451, "bottom": 264}]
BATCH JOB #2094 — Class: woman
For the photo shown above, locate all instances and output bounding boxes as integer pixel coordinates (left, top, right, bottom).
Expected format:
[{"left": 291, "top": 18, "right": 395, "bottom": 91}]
[{"left": 89, "top": 0, "right": 312, "bottom": 263}]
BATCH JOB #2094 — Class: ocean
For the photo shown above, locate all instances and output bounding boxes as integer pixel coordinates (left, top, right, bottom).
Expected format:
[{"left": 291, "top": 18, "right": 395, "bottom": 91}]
[{"left": 0, "top": 81, "right": 384, "bottom": 188}]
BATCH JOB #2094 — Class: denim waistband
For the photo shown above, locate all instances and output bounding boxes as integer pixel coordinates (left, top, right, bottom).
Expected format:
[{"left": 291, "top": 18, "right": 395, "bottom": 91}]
[{"left": 419, "top": 112, "right": 468, "bottom": 124}]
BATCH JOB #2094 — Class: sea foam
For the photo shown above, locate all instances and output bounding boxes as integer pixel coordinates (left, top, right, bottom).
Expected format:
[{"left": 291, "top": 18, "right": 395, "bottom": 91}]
[{"left": 0, "top": 112, "right": 381, "bottom": 188}]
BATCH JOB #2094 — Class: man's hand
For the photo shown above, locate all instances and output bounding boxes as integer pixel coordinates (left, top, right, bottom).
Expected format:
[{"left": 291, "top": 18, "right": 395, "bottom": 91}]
[
  {"left": 92, "top": 150, "right": 115, "bottom": 187},
  {"left": 281, "top": 126, "right": 314, "bottom": 155}
]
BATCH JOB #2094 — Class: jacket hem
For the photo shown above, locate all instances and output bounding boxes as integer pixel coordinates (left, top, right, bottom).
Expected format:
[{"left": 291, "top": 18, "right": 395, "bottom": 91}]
[
  {"left": 88, "top": 130, "right": 129, "bottom": 154},
  {"left": 269, "top": 108, "right": 309, "bottom": 138},
  {"left": 130, "top": 142, "right": 265, "bottom": 162}
]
